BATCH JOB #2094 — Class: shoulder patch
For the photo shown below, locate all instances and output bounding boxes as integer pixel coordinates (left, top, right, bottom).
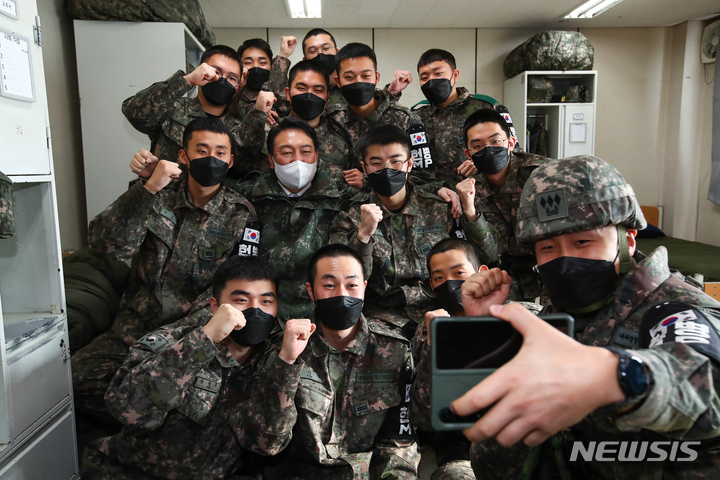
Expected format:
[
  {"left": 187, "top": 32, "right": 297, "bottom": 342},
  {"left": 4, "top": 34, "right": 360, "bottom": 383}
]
[
  {"left": 136, "top": 333, "right": 170, "bottom": 352},
  {"left": 640, "top": 301, "right": 720, "bottom": 365}
]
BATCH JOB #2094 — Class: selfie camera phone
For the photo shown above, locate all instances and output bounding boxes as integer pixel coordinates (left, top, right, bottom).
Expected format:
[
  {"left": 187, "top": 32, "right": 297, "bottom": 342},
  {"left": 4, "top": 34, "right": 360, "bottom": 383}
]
[{"left": 430, "top": 314, "right": 574, "bottom": 431}]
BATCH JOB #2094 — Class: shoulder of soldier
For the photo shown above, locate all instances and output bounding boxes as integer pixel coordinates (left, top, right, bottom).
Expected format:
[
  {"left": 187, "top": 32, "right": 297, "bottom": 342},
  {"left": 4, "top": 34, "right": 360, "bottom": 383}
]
[
  {"left": 134, "top": 312, "right": 209, "bottom": 353},
  {"left": 367, "top": 316, "right": 412, "bottom": 345},
  {"left": 513, "top": 151, "right": 548, "bottom": 168},
  {"left": 219, "top": 184, "right": 255, "bottom": 209},
  {"left": 413, "top": 184, "right": 445, "bottom": 202}
]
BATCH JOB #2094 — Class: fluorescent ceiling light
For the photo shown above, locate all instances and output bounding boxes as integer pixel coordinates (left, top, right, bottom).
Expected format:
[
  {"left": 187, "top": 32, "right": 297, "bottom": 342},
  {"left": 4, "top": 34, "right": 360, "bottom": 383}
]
[
  {"left": 564, "top": 0, "right": 624, "bottom": 18},
  {"left": 286, "top": 0, "right": 322, "bottom": 18}
]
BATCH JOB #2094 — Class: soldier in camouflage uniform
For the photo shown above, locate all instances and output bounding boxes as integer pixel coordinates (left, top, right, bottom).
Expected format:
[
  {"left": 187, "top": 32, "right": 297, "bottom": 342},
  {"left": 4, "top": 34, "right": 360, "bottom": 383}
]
[
  {"left": 238, "top": 244, "right": 420, "bottom": 480},
  {"left": 122, "top": 45, "right": 269, "bottom": 179},
  {"left": 413, "top": 49, "right": 494, "bottom": 187},
  {"left": 327, "top": 43, "right": 425, "bottom": 182},
  {"left": 285, "top": 60, "right": 359, "bottom": 188},
  {"left": 230, "top": 117, "right": 353, "bottom": 320},
  {"left": 81, "top": 255, "right": 281, "bottom": 480},
  {"left": 72, "top": 119, "right": 257, "bottom": 427},
  {"left": 449, "top": 156, "right": 720, "bottom": 479},
  {"left": 329, "top": 126, "right": 498, "bottom": 335},
  {"left": 456, "top": 109, "right": 548, "bottom": 302}
]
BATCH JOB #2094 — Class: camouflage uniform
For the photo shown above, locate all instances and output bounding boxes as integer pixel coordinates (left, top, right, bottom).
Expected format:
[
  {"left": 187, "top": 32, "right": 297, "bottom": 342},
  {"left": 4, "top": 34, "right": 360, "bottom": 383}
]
[
  {"left": 72, "top": 178, "right": 256, "bottom": 423},
  {"left": 329, "top": 182, "right": 498, "bottom": 330},
  {"left": 413, "top": 87, "right": 493, "bottom": 187},
  {"left": 230, "top": 162, "right": 353, "bottom": 320},
  {"left": 0, "top": 172, "right": 14, "bottom": 239},
  {"left": 229, "top": 56, "right": 293, "bottom": 179},
  {"left": 326, "top": 89, "right": 427, "bottom": 183},
  {"left": 238, "top": 314, "right": 420, "bottom": 480},
  {"left": 471, "top": 156, "right": 720, "bottom": 479},
  {"left": 315, "top": 114, "right": 356, "bottom": 176},
  {"left": 121, "top": 70, "right": 267, "bottom": 173},
  {"left": 473, "top": 151, "right": 547, "bottom": 301},
  {"left": 82, "top": 309, "right": 272, "bottom": 480}
]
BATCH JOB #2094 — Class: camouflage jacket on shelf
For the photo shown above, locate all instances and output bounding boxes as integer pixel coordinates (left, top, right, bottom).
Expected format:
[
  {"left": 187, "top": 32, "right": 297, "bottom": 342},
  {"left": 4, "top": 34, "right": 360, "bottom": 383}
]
[
  {"left": 238, "top": 315, "right": 420, "bottom": 480},
  {"left": 121, "top": 70, "right": 266, "bottom": 175},
  {"left": 88, "top": 178, "right": 256, "bottom": 344},
  {"left": 329, "top": 182, "right": 498, "bottom": 327},
  {"left": 413, "top": 87, "right": 493, "bottom": 187},
  {"left": 471, "top": 247, "right": 720, "bottom": 479},
  {"left": 84, "top": 310, "right": 272, "bottom": 480},
  {"left": 230, "top": 162, "right": 355, "bottom": 320}
]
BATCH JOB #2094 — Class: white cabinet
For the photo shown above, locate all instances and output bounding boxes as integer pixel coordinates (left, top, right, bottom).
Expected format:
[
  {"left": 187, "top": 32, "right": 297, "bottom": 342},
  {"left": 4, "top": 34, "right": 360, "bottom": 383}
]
[
  {"left": 0, "top": 1, "right": 77, "bottom": 478},
  {"left": 73, "top": 20, "right": 204, "bottom": 220},
  {"left": 504, "top": 70, "right": 597, "bottom": 159}
]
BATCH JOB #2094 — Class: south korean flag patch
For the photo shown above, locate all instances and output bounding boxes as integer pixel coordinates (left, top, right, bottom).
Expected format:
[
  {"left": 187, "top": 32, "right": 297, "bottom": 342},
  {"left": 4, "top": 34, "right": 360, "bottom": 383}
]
[
  {"left": 234, "top": 221, "right": 261, "bottom": 257},
  {"left": 640, "top": 301, "right": 720, "bottom": 366}
]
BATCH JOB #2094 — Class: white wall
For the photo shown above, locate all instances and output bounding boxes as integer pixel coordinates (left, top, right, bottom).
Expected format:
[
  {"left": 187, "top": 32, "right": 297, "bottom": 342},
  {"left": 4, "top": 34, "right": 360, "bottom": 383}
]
[{"left": 38, "top": 21, "right": 719, "bottom": 248}]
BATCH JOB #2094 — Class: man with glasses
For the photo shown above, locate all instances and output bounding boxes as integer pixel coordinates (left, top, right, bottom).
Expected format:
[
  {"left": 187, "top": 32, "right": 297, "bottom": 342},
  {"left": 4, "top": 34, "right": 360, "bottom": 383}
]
[
  {"left": 330, "top": 125, "right": 498, "bottom": 337},
  {"left": 123, "top": 45, "right": 271, "bottom": 179},
  {"left": 455, "top": 109, "right": 549, "bottom": 302}
]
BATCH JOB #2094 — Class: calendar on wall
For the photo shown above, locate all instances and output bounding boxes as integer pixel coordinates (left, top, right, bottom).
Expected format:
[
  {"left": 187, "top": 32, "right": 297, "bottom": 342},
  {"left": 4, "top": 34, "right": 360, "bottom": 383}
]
[{"left": 0, "top": 28, "right": 35, "bottom": 102}]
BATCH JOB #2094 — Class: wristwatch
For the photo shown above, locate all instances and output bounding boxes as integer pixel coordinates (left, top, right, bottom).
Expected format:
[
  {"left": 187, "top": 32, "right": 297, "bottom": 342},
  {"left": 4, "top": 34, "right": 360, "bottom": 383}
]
[{"left": 605, "top": 346, "right": 653, "bottom": 410}]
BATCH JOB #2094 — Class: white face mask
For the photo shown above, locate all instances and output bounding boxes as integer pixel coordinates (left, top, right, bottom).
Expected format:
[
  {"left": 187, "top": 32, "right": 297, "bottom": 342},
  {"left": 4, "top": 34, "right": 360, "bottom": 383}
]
[{"left": 273, "top": 158, "right": 318, "bottom": 190}]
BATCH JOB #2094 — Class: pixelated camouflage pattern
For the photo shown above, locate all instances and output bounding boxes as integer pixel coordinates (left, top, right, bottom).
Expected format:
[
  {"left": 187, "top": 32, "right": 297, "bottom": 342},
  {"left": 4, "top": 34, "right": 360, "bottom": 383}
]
[
  {"left": 517, "top": 155, "right": 647, "bottom": 246},
  {"left": 503, "top": 31, "right": 594, "bottom": 79},
  {"left": 329, "top": 183, "right": 498, "bottom": 327},
  {"left": 231, "top": 162, "right": 352, "bottom": 320},
  {"left": 80, "top": 310, "right": 272, "bottom": 479},
  {"left": 121, "top": 70, "right": 267, "bottom": 174},
  {"left": 563, "top": 84, "right": 590, "bottom": 103},
  {"left": 471, "top": 247, "right": 720, "bottom": 479},
  {"left": 326, "top": 89, "right": 429, "bottom": 183},
  {"left": 526, "top": 76, "right": 554, "bottom": 103},
  {"left": 72, "top": 178, "right": 255, "bottom": 419},
  {"left": 0, "top": 172, "right": 14, "bottom": 239},
  {"left": 238, "top": 314, "right": 420, "bottom": 480},
  {"left": 315, "top": 114, "right": 357, "bottom": 176},
  {"left": 66, "top": 0, "right": 216, "bottom": 47},
  {"left": 474, "top": 151, "right": 546, "bottom": 300},
  {"left": 413, "top": 87, "right": 493, "bottom": 186}
]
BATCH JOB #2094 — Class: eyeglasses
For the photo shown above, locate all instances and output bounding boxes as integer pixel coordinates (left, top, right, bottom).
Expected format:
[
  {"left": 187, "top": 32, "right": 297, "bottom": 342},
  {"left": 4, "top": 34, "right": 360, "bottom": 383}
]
[
  {"left": 366, "top": 158, "right": 410, "bottom": 173},
  {"left": 306, "top": 44, "right": 335, "bottom": 56},
  {"left": 471, "top": 137, "right": 507, "bottom": 152},
  {"left": 213, "top": 67, "right": 241, "bottom": 88}
]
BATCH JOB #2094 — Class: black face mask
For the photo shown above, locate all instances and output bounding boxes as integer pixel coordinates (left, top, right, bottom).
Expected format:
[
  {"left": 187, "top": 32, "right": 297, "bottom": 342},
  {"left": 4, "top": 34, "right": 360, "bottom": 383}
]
[
  {"left": 538, "top": 256, "right": 619, "bottom": 312},
  {"left": 228, "top": 307, "right": 276, "bottom": 346},
  {"left": 310, "top": 53, "right": 336, "bottom": 77},
  {"left": 246, "top": 67, "right": 270, "bottom": 91},
  {"left": 421, "top": 78, "right": 453, "bottom": 105},
  {"left": 201, "top": 77, "right": 237, "bottom": 106},
  {"left": 291, "top": 92, "right": 326, "bottom": 121},
  {"left": 367, "top": 168, "right": 407, "bottom": 197},
  {"left": 340, "top": 82, "right": 376, "bottom": 106},
  {"left": 434, "top": 279, "right": 465, "bottom": 315},
  {"left": 314, "top": 295, "right": 364, "bottom": 330},
  {"left": 471, "top": 146, "right": 510, "bottom": 175},
  {"left": 189, "top": 156, "right": 229, "bottom": 187}
]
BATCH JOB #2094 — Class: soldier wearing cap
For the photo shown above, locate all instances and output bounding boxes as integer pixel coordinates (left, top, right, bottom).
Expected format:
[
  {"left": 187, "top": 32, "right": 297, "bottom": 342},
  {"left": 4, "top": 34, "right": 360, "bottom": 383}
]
[{"left": 450, "top": 156, "right": 720, "bottom": 478}]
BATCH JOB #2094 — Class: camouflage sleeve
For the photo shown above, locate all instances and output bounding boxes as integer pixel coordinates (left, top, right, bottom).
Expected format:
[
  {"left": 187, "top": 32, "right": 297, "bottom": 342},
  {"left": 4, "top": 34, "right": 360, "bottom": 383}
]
[
  {"left": 370, "top": 437, "right": 420, "bottom": 480},
  {"left": 121, "top": 70, "right": 192, "bottom": 134},
  {"left": 382, "top": 83, "right": 402, "bottom": 102},
  {"left": 462, "top": 213, "right": 500, "bottom": 265},
  {"left": 238, "top": 351, "right": 303, "bottom": 455},
  {"left": 614, "top": 341, "right": 720, "bottom": 439},
  {"left": 229, "top": 107, "right": 269, "bottom": 152},
  {"left": 267, "top": 56, "right": 291, "bottom": 101},
  {"left": 87, "top": 181, "right": 160, "bottom": 261},
  {"left": 410, "top": 322, "right": 432, "bottom": 431},
  {"left": 104, "top": 325, "right": 219, "bottom": 432}
]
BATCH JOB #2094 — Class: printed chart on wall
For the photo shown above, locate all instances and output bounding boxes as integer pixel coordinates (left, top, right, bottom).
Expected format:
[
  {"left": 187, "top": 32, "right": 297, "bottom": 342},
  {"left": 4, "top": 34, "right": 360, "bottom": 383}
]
[{"left": 0, "top": 28, "right": 35, "bottom": 102}]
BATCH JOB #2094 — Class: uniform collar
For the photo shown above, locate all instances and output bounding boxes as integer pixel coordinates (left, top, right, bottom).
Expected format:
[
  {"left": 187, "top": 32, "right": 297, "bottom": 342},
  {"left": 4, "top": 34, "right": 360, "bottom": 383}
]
[{"left": 310, "top": 314, "right": 370, "bottom": 357}]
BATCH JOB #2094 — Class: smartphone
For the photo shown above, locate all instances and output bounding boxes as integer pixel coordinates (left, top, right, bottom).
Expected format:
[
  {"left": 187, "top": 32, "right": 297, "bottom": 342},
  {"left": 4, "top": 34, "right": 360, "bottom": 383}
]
[{"left": 430, "top": 314, "right": 574, "bottom": 431}]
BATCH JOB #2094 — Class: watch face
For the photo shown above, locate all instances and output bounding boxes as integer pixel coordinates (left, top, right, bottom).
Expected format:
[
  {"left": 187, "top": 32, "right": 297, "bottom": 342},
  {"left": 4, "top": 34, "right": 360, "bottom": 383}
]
[{"left": 624, "top": 356, "right": 648, "bottom": 396}]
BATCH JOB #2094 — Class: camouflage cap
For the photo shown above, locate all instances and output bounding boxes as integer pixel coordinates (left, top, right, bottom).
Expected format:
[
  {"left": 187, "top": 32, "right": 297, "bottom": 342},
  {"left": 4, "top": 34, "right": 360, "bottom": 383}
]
[{"left": 517, "top": 155, "right": 646, "bottom": 244}]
